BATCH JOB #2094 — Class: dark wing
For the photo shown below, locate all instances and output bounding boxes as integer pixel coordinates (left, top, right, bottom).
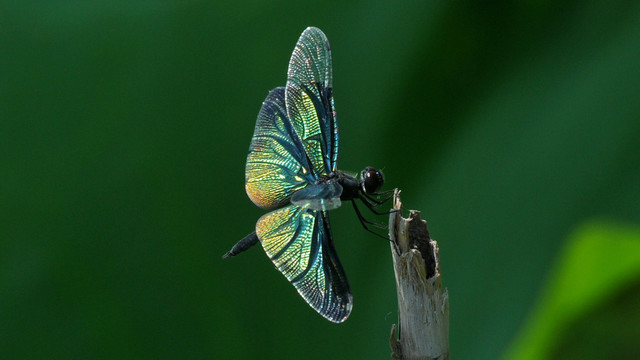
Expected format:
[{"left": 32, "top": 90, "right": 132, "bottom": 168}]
[
  {"left": 256, "top": 205, "right": 352, "bottom": 323},
  {"left": 285, "top": 27, "right": 339, "bottom": 176},
  {"left": 246, "top": 87, "right": 314, "bottom": 209}
]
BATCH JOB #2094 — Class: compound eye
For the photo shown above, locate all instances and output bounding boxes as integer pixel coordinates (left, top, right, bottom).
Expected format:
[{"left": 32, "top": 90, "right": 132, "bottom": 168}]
[{"left": 361, "top": 166, "right": 384, "bottom": 194}]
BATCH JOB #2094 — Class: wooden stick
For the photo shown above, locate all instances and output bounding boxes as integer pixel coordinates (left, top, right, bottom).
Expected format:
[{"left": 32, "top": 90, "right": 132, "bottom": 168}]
[{"left": 388, "top": 189, "right": 450, "bottom": 360}]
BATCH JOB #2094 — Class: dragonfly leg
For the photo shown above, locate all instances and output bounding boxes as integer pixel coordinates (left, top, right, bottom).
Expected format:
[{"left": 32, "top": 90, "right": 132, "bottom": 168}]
[
  {"left": 351, "top": 200, "right": 386, "bottom": 229},
  {"left": 362, "top": 190, "right": 394, "bottom": 207},
  {"left": 359, "top": 194, "right": 396, "bottom": 215},
  {"left": 351, "top": 201, "right": 391, "bottom": 241}
]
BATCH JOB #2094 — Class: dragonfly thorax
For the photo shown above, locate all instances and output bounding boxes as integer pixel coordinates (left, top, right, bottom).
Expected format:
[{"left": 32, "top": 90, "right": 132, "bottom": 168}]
[{"left": 332, "top": 167, "right": 384, "bottom": 201}]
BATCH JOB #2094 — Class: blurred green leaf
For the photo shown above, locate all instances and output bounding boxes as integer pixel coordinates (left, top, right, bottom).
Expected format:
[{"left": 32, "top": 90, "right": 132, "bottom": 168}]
[{"left": 504, "top": 220, "right": 640, "bottom": 359}]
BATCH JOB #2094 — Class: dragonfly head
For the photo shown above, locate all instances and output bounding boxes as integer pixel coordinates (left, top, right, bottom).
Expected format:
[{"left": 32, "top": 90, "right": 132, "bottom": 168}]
[{"left": 360, "top": 166, "right": 384, "bottom": 194}]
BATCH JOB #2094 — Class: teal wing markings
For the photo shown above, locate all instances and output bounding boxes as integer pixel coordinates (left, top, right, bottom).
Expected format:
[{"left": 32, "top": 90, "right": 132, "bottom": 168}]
[
  {"left": 256, "top": 205, "right": 352, "bottom": 323},
  {"left": 245, "top": 87, "right": 313, "bottom": 209},
  {"left": 285, "top": 27, "right": 338, "bottom": 176}
]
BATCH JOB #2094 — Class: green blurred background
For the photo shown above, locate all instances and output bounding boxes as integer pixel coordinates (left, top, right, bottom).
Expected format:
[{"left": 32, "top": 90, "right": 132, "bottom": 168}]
[{"left": 2, "top": 1, "right": 639, "bottom": 359}]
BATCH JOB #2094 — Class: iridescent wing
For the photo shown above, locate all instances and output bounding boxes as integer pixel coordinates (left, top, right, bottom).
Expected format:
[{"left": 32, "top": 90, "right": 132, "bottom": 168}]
[
  {"left": 245, "top": 87, "right": 314, "bottom": 209},
  {"left": 286, "top": 27, "right": 338, "bottom": 177},
  {"left": 256, "top": 205, "right": 352, "bottom": 323}
]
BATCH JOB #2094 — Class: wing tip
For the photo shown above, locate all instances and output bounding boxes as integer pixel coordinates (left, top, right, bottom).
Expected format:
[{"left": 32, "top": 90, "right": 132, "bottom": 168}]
[
  {"left": 323, "top": 295, "right": 353, "bottom": 323},
  {"left": 300, "top": 26, "right": 330, "bottom": 51}
]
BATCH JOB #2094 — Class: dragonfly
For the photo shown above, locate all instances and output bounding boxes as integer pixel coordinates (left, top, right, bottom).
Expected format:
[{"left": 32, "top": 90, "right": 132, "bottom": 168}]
[{"left": 223, "top": 27, "right": 391, "bottom": 323}]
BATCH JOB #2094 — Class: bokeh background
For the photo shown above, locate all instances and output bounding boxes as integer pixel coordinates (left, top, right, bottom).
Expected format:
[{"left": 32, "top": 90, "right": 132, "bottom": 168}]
[{"left": 3, "top": 1, "right": 640, "bottom": 359}]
